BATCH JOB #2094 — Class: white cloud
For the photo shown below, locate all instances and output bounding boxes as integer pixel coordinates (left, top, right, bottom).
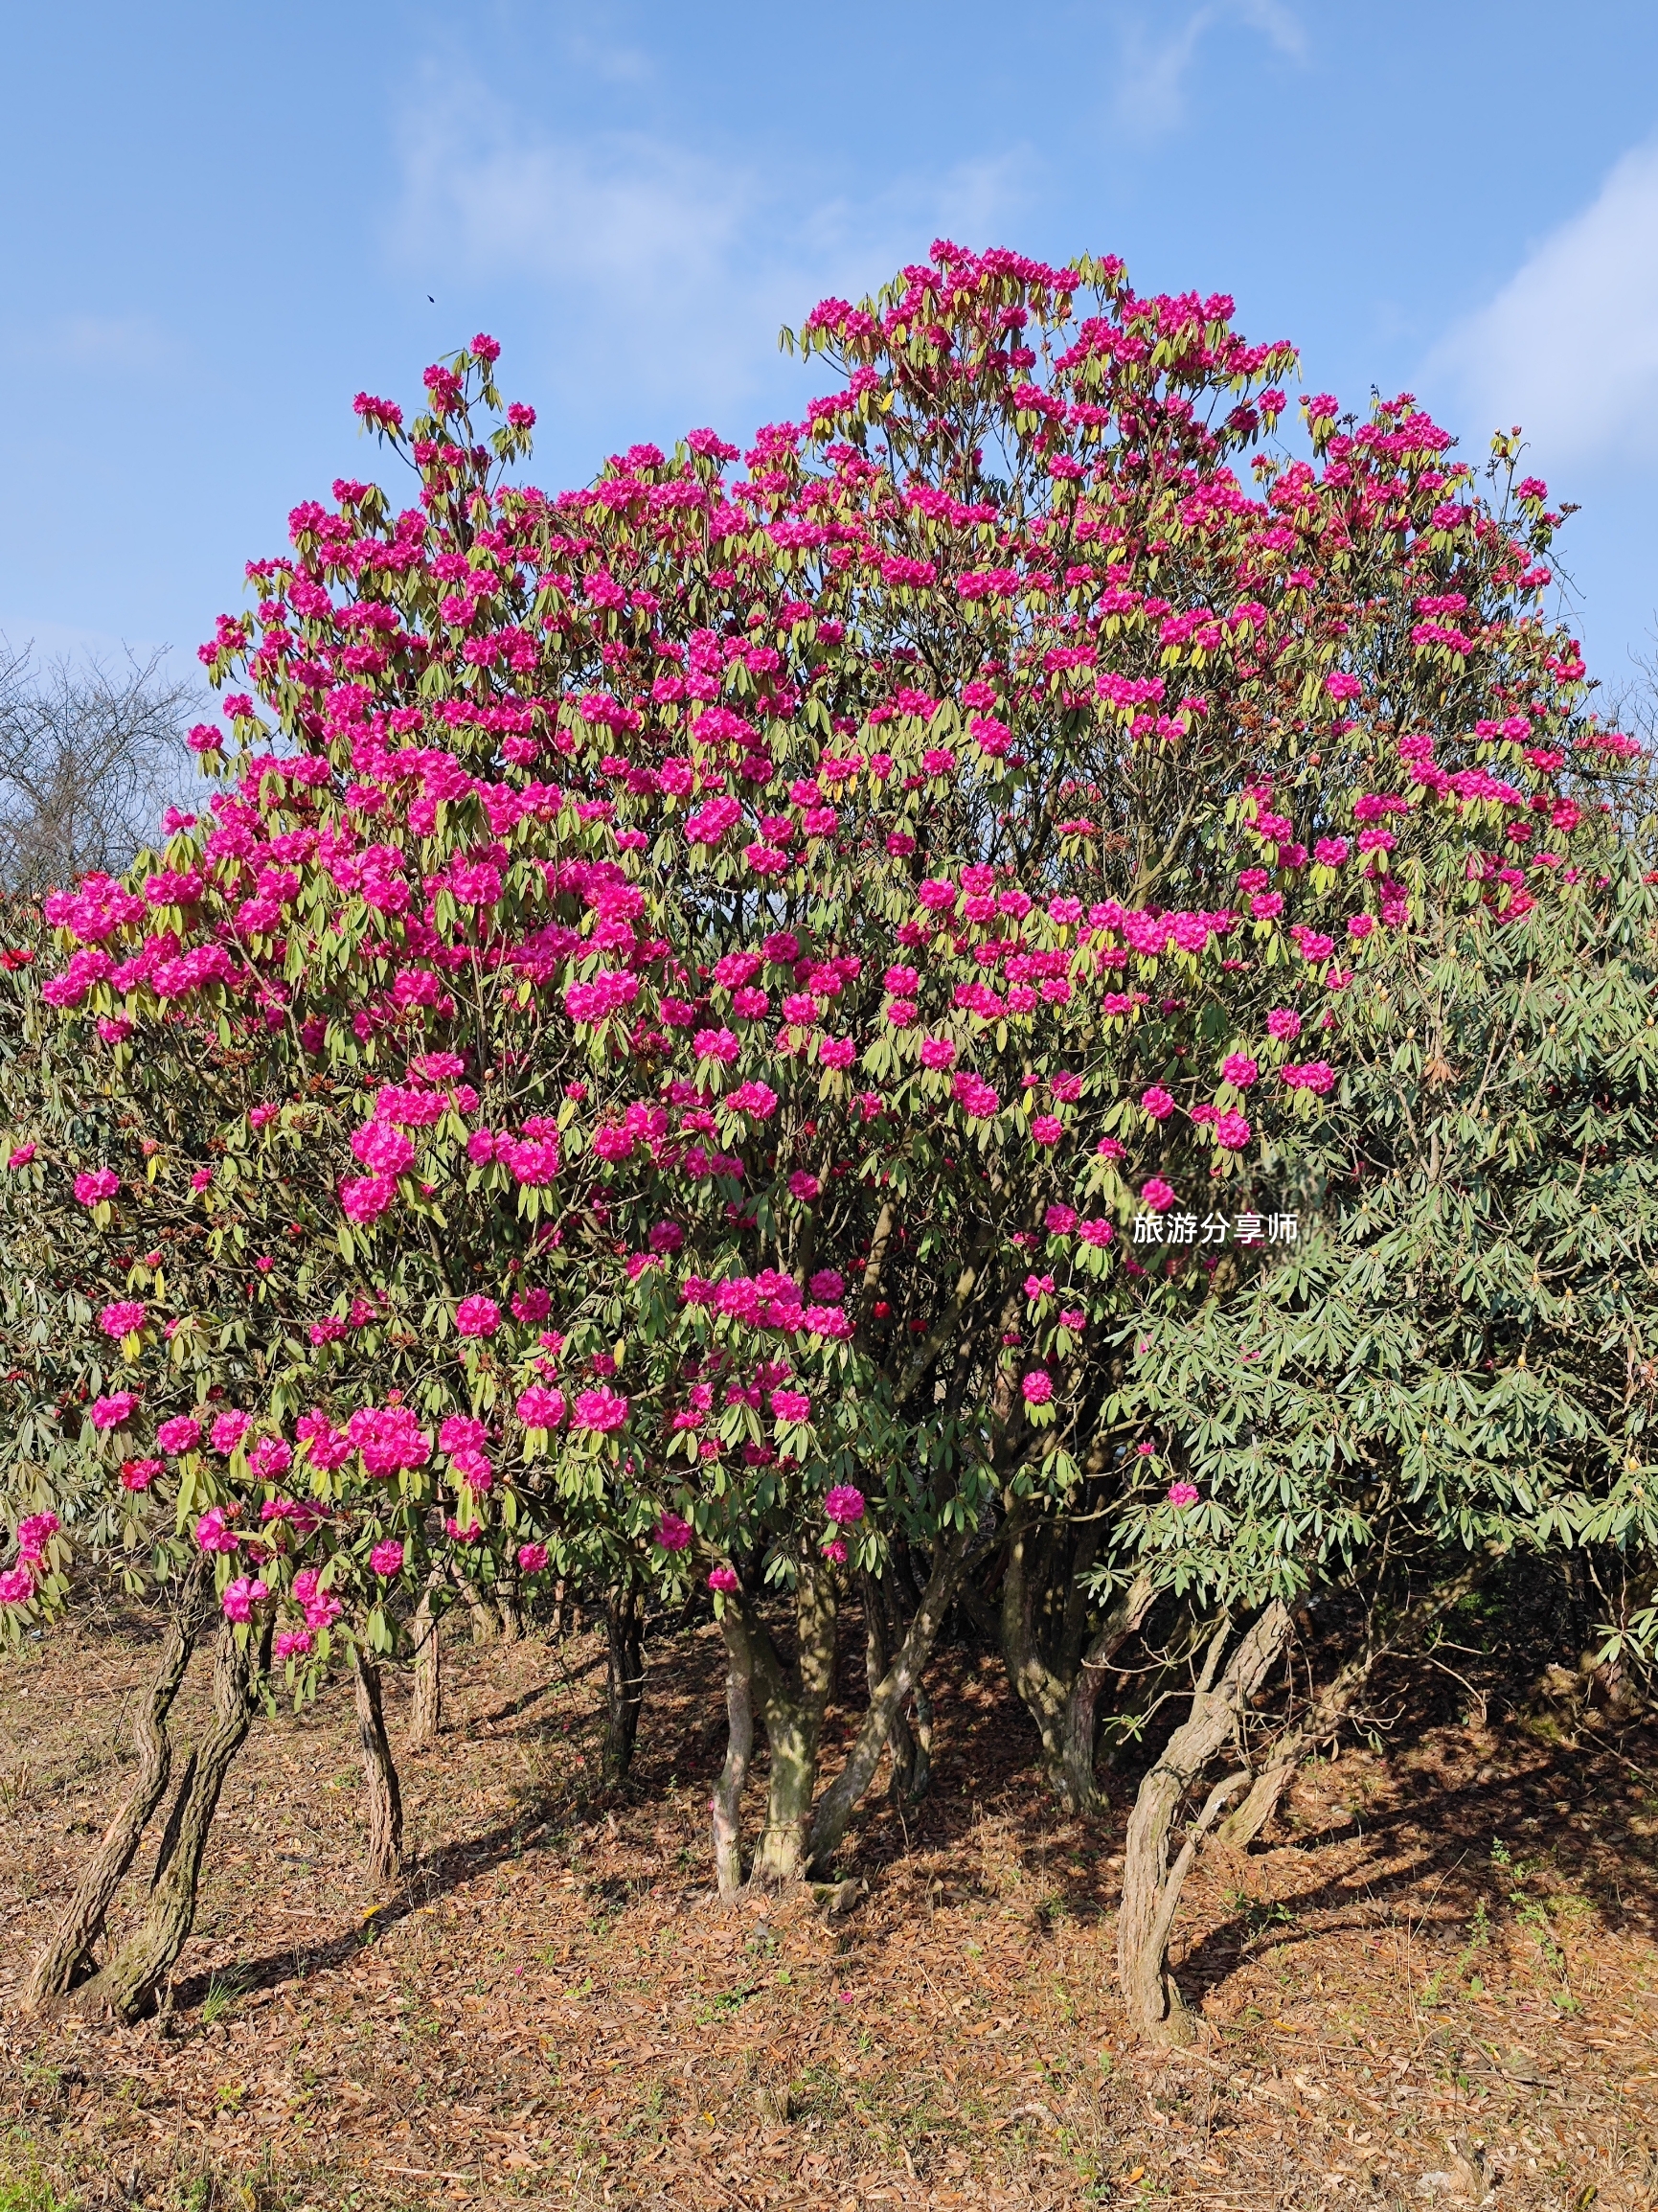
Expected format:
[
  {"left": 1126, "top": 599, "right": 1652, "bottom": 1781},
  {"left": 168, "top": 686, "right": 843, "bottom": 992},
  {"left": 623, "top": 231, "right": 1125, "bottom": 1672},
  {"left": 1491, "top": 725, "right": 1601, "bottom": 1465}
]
[
  {"left": 1110, "top": 1, "right": 1305, "bottom": 138},
  {"left": 1432, "top": 139, "right": 1658, "bottom": 467},
  {"left": 390, "top": 76, "right": 1034, "bottom": 431}
]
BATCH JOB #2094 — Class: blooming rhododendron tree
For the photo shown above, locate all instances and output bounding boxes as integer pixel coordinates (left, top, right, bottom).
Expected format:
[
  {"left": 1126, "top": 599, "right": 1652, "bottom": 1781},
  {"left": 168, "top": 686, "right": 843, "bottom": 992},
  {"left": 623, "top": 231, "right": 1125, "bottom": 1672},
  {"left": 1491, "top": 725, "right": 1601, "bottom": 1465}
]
[{"left": 8, "top": 242, "right": 1654, "bottom": 1957}]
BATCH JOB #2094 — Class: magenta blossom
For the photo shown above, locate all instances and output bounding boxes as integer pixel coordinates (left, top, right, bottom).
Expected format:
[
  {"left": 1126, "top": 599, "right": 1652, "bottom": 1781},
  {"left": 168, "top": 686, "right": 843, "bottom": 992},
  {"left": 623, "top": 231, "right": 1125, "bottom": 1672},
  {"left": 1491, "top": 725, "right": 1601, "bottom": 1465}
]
[
  {"left": 824, "top": 1485, "right": 865, "bottom": 1525},
  {"left": 455, "top": 1293, "right": 501, "bottom": 1337},
  {"left": 1140, "top": 1085, "right": 1175, "bottom": 1121},
  {"left": 274, "top": 1630, "right": 313, "bottom": 1660},
  {"left": 74, "top": 1168, "right": 120, "bottom": 1206},
  {"left": 1167, "top": 1482, "right": 1200, "bottom": 1509},
  {"left": 572, "top": 1385, "right": 628, "bottom": 1433},
  {"left": 156, "top": 1415, "right": 201, "bottom": 1454},
  {"left": 1220, "top": 1054, "right": 1258, "bottom": 1088},
  {"left": 369, "top": 1540, "right": 405, "bottom": 1578},
  {"left": 1021, "top": 1371, "right": 1054, "bottom": 1405},
  {"left": 516, "top": 1384, "right": 566, "bottom": 1429},
  {"left": 90, "top": 1391, "right": 138, "bottom": 1430},
  {"left": 708, "top": 1565, "right": 739, "bottom": 1592},
  {"left": 1265, "top": 1007, "right": 1303, "bottom": 1041},
  {"left": 655, "top": 1511, "right": 693, "bottom": 1551},
  {"left": 1214, "top": 1111, "right": 1252, "bottom": 1152},
  {"left": 221, "top": 1577, "right": 268, "bottom": 1624},
  {"left": 1140, "top": 1178, "right": 1177, "bottom": 1214},
  {"left": 517, "top": 1541, "right": 550, "bottom": 1574}
]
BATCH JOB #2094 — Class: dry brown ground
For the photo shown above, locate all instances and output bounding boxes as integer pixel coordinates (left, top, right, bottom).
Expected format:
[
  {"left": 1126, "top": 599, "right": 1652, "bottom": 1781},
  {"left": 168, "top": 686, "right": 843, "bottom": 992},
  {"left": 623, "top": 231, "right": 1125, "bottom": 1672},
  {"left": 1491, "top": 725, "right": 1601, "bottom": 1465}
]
[{"left": 4, "top": 1608, "right": 1658, "bottom": 2212}]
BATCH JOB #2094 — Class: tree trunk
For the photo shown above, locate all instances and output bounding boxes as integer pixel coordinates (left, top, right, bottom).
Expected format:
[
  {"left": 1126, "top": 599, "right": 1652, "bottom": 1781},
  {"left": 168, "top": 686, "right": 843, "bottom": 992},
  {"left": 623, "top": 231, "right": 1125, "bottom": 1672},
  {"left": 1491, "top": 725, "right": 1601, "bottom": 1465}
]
[
  {"left": 747, "top": 1559, "right": 837, "bottom": 1888},
  {"left": 1215, "top": 1649, "right": 1368, "bottom": 1849},
  {"left": 353, "top": 1645, "right": 404, "bottom": 1885},
  {"left": 1215, "top": 1567, "right": 1482, "bottom": 1849},
  {"left": 807, "top": 1532, "right": 973, "bottom": 1871},
  {"left": 72, "top": 1617, "right": 270, "bottom": 2022},
  {"left": 712, "top": 1612, "right": 755, "bottom": 1903},
  {"left": 1117, "top": 1602, "right": 1290, "bottom": 2043},
  {"left": 1059, "top": 1571, "right": 1156, "bottom": 1813},
  {"left": 462, "top": 1575, "right": 499, "bottom": 1644},
  {"left": 999, "top": 1514, "right": 1070, "bottom": 1781},
  {"left": 603, "top": 1585, "right": 646, "bottom": 1783},
  {"left": 22, "top": 1585, "right": 204, "bottom": 2010},
  {"left": 408, "top": 1569, "right": 444, "bottom": 1752},
  {"left": 496, "top": 1563, "right": 524, "bottom": 1645}
]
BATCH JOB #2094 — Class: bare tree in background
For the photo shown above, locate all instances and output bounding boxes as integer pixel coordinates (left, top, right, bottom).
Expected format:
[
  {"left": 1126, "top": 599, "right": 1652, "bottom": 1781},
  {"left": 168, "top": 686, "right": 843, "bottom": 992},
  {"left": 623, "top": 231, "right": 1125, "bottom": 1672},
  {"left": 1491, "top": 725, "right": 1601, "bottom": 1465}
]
[{"left": 0, "top": 641, "right": 199, "bottom": 891}]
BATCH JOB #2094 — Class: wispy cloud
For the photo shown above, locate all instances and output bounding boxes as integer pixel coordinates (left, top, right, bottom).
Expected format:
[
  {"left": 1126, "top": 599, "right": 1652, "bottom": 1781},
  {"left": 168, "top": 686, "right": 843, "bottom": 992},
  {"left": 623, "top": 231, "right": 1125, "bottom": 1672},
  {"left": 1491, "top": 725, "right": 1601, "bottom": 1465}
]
[
  {"left": 1109, "top": 0, "right": 1306, "bottom": 138},
  {"left": 1431, "top": 138, "right": 1658, "bottom": 468},
  {"left": 390, "top": 74, "right": 1034, "bottom": 433}
]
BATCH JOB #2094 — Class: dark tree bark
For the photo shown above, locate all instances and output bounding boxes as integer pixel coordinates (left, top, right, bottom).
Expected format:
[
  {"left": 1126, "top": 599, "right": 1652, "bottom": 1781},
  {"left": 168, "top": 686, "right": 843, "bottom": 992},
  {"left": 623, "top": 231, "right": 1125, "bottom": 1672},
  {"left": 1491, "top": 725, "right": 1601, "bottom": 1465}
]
[
  {"left": 72, "top": 1616, "right": 271, "bottom": 2022},
  {"left": 602, "top": 1585, "right": 646, "bottom": 1783},
  {"left": 22, "top": 1573, "right": 208, "bottom": 2010},
  {"left": 353, "top": 1645, "right": 405, "bottom": 1884}
]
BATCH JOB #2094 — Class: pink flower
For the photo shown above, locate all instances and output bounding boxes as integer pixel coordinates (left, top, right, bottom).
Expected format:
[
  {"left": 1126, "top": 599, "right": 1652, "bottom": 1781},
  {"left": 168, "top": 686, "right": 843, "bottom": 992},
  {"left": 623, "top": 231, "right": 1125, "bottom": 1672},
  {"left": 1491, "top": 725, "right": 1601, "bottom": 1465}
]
[
  {"left": 1021, "top": 1371, "right": 1053, "bottom": 1405},
  {"left": 1167, "top": 1482, "right": 1200, "bottom": 1508},
  {"left": 1079, "top": 1218, "right": 1115, "bottom": 1247},
  {"left": 708, "top": 1565, "right": 739, "bottom": 1592},
  {"left": 440, "top": 1415, "right": 488, "bottom": 1457},
  {"left": 195, "top": 1507, "right": 238, "bottom": 1555},
  {"left": 211, "top": 1410, "right": 249, "bottom": 1456},
  {"left": 340, "top": 1174, "right": 396, "bottom": 1223},
  {"left": 821, "top": 1538, "right": 848, "bottom": 1565},
  {"left": 1044, "top": 1204, "right": 1079, "bottom": 1235},
  {"left": 7, "top": 1144, "right": 35, "bottom": 1169},
  {"left": 90, "top": 1391, "right": 138, "bottom": 1430},
  {"left": 0, "top": 1564, "right": 35, "bottom": 1604},
  {"left": 516, "top": 1385, "right": 566, "bottom": 1429},
  {"left": 1265, "top": 1008, "right": 1302, "bottom": 1041},
  {"left": 819, "top": 1036, "right": 856, "bottom": 1069},
  {"left": 1214, "top": 1111, "right": 1252, "bottom": 1152},
  {"left": 351, "top": 1122, "right": 414, "bottom": 1175},
  {"left": 455, "top": 1294, "right": 501, "bottom": 1338},
  {"left": 74, "top": 1169, "right": 120, "bottom": 1206},
  {"left": 572, "top": 1386, "right": 628, "bottom": 1433},
  {"left": 771, "top": 1388, "right": 811, "bottom": 1425},
  {"left": 787, "top": 1171, "right": 821, "bottom": 1203},
  {"left": 1348, "top": 912, "right": 1375, "bottom": 939},
  {"left": 369, "top": 1541, "right": 405, "bottom": 1578},
  {"left": 808, "top": 1268, "right": 844, "bottom": 1301},
  {"left": 274, "top": 1630, "right": 313, "bottom": 1660},
  {"left": 221, "top": 1575, "right": 268, "bottom": 1624},
  {"left": 952, "top": 1070, "right": 1000, "bottom": 1119},
  {"left": 120, "top": 1457, "right": 162, "bottom": 1491},
  {"left": 728, "top": 1081, "right": 779, "bottom": 1119},
  {"left": 1220, "top": 1054, "right": 1258, "bottom": 1088},
  {"left": 517, "top": 1541, "right": 550, "bottom": 1573},
  {"left": 98, "top": 1300, "right": 146, "bottom": 1338},
  {"left": 655, "top": 1511, "right": 693, "bottom": 1552},
  {"left": 1140, "top": 1179, "right": 1177, "bottom": 1214},
  {"left": 919, "top": 1037, "right": 957, "bottom": 1071},
  {"left": 1032, "top": 1115, "right": 1064, "bottom": 1146},
  {"left": 824, "top": 1485, "right": 865, "bottom": 1525},
  {"left": 450, "top": 1448, "right": 493, "bottom": 1492},
  {"left": 156, "top": 1415, "right": 202, "bottom": 1454},
  {"left": 511, "top": 1286, "right": 552, "bottom": 1323},
  {"left": 648, "top": 1220, "right": 684, "bottom": 1253},
  {"left": 1140, "top": 1085, "right": 1175, "bottom": 1121},
  {"left": 16, "top": 1512, "right": 59, "bottom": 1562},
  {"left": 191, "top": 1169, "right": 214, "bottom": 1192}
]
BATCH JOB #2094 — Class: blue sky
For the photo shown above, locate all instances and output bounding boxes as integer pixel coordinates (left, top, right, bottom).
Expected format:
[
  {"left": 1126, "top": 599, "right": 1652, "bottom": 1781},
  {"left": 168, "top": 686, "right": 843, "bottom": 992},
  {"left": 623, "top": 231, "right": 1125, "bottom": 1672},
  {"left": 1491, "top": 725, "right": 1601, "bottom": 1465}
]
[{"left": 5, "top": 1, "right": 1657, "bottom": 709}]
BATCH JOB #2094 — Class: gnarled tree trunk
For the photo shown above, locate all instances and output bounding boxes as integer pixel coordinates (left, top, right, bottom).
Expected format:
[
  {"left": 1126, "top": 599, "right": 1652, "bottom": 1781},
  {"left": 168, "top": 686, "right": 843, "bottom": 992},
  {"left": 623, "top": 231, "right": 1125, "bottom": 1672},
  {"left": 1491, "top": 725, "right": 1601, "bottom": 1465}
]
[
  {"left": 353, "top": 1645, "right": 404, "bottom": 1884},
  {"left": 603, "top": 1585, "right": 646, "bottom": 1783},
  {"left": 22, "top": 1573, "right": 208, "bottom": 2010},
  {"left": 1117, "top": 1602, "right": 1290, "bottom": 2043},
  {"left": 711, "top": 1614, "right": 755, "bottom": 1904},
  {"left": 73, "top": 1615, "right": 270, "bottom": 2022},
  {"left": 747, "top": 1558, "right": 837, "bottom": 1887},
  {"left": 806, "top": 1531, "right": 978, "bottom": 1871},
  {"left": 407, "top": 1567, "right": 444, "bottom": 1752},
  {"left": 1216, "top": 1567, "right": 1482, "bottom": 1848}
]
